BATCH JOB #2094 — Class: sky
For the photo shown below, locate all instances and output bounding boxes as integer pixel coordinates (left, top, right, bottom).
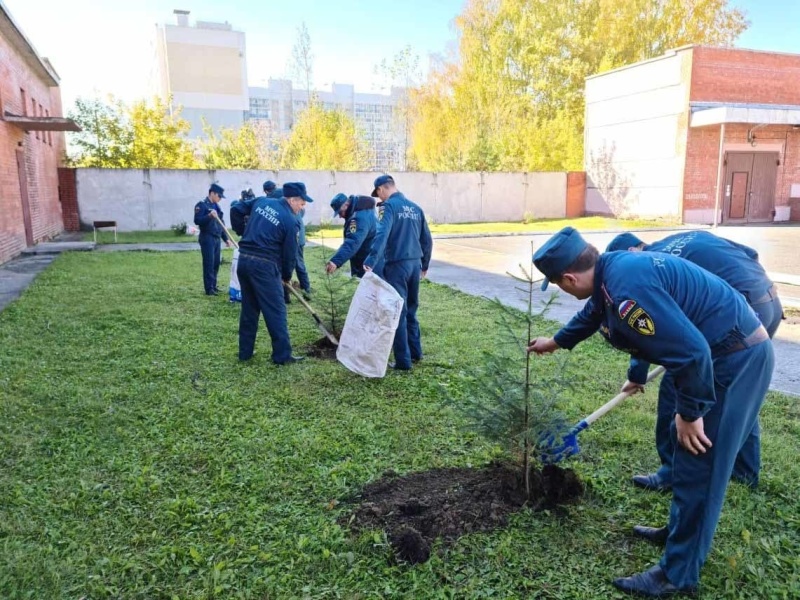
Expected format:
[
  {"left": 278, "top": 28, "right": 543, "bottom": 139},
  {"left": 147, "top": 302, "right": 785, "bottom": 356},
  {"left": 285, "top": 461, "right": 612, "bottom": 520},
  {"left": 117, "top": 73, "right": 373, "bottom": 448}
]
[{"left": 4, "top": 0, "right": 799, "bottom": 116}]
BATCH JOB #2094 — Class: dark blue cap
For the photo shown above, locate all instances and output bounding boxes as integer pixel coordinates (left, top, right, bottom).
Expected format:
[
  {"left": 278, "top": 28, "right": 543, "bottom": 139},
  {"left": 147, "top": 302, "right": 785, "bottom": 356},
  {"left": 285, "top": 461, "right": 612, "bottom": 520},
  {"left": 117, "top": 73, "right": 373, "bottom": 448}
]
[
  {"left": 330, "top": 193, "right": 349, "bottom": 218},
  {"left": 606, "top": 233, "right": 644, "bottom": 253},
  {"left": 282, "top": 182, "right": 314, "bottom": 203},
  {"left": 263, "top": 180, "right": 276, "bottom": 193},
  {"left": 533, "top": 227, "right": 589, "bottom": 291},
  {"left": 371, "top": 174, "right": 395, "bottom": 197},
  {"left": 209, "top": 183, "right": 225, "bottom": 198}
]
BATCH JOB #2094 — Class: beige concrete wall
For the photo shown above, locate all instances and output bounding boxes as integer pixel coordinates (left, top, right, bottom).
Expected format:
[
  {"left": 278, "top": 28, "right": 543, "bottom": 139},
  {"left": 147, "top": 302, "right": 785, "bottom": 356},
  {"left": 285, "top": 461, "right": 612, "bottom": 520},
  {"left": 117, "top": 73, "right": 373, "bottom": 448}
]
[
  {"left": 584, "top": 48, "right": 691, "bottom": 219},
  {"left": 75, "top": 169, "right": 572, "bottom": 231}
]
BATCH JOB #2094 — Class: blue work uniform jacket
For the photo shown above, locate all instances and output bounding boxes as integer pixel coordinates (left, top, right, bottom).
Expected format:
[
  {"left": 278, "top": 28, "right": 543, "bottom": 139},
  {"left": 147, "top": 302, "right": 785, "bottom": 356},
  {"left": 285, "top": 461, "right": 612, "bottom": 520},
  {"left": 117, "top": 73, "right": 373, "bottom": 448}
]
[
  {"left": 231, "top": 196, "right": 299, "bottom": 281},
  {"left": 194, "top": 198, "right": 230, "bottom": 241},
  {"left": 553, "top": 252, "right": 761, "bottom": 421},
  {"left": 364, "top": 192, "right": 432, "bottom": 271},
  {"left": 329, "top": 195, "right": 378, "bottom": 269},
  {"left": 296, "top": 208, "right": 306, "bottom": 246}
]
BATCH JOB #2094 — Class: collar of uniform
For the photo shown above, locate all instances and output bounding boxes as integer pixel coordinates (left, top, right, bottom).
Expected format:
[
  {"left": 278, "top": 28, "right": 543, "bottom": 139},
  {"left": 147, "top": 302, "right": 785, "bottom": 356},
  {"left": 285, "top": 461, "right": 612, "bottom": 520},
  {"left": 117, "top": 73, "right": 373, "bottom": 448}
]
[
  {"left": 592, "top": 253, "right": 610, "bottom": 307},
  {"left": 386, "top": 191, "right": 404, "bottom": 203}
]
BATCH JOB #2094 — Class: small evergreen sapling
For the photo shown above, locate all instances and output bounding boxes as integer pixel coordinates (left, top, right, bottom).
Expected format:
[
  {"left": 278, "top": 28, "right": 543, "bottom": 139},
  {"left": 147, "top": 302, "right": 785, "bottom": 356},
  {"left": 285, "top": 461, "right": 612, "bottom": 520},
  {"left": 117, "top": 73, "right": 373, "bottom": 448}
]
[
  {"left": 445, "top": 254, "right": 571, "bottom": 501},
  {"left": 315, "top": 232, "right": 357, "bottom": 339}
]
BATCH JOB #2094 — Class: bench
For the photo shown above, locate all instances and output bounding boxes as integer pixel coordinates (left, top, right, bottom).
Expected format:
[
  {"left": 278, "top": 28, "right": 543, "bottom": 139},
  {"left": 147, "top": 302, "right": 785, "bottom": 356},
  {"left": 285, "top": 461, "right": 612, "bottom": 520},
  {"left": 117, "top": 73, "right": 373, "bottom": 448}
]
[{"left": 93, "top": 220, "right": 117, "bottom": 243}]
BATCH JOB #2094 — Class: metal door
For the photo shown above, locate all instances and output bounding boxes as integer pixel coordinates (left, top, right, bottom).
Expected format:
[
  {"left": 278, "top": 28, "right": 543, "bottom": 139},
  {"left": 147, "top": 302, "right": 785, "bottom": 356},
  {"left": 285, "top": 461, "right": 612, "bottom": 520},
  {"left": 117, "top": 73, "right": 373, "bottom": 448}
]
[
  {"left": 723, "top": 152, "right": 777, "bottom": 223},
  {"left": 748, "top": 153, "right": 778, "bottom": 222},
  {"left": 15, "top": 149, "right": 34, "bottom": 246}
]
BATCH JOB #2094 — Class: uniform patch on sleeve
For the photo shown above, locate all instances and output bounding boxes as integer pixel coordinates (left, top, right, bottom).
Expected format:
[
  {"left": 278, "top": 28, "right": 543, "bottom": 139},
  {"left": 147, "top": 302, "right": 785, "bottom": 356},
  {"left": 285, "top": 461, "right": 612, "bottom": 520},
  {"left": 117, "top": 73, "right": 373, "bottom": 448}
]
[
  {"left": 195, "top": 206, "right": 201, "bottom": 213},
  {"left": 628, "top": 307, "right": 655, "bottom": 335},
  {"left": 618, "top": 299, "right": 636, "bottom": 319},
  {"left": 377, "top": 206, "right": 385, "bottom": 221},
  {"left": 348, "top": 220, "right": 357, "bottom": 234}
]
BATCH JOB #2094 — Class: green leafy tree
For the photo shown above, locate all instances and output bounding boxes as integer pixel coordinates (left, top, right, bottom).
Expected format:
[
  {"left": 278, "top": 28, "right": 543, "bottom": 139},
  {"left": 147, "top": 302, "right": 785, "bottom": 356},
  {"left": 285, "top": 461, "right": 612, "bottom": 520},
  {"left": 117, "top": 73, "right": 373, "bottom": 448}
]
[
  {"left": 67, "top": 96, "right": 132, "bottom": 167},
  {"left": 411, "top": 0, "right": 747, "bottom": 172},
  {"left": 279, "top": 104, "right": 370, "bottom": 171},
  {"left": 127, "top": 97, "right": 197, "bottom": 168},
  {"left": 199, "top": 121, "right": 266, "bottom": 170}
]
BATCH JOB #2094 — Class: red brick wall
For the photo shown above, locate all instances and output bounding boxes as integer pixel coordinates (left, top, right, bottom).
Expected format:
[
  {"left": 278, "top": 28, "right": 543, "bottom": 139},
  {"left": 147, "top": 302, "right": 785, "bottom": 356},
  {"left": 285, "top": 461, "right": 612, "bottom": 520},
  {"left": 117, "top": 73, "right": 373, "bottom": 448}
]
[
  {"left": 690, "top": 47, "right": 800, "bottom": 104},
  {"left": 58, "top": 168, "right": 79, "bottom": 231},
  {"left": 0, "top": 29, "right": 67, "bottom": 264},
  {"left": 683, "top": 124, "right": 800, "bottom": 220},
  {"left": 565, "top": 171, "right": 586, "bottom": 218}
]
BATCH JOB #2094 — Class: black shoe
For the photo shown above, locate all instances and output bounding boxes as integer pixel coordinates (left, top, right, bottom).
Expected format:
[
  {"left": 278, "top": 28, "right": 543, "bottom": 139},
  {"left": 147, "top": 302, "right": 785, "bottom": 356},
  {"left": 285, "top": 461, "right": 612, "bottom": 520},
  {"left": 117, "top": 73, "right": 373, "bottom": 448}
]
[
  {"left": 411, "top": 357, "right": 422, "bottom": 363},
  {"left": 388, "top": 362, "right": 411, "bottom": 371},
  {"left": 276, "top": 355, "right": 305, "bottom": 365},
  {"left": 633, "top": 525, "right": 669, "bottom": 545},
  {"left": 302, "top": 289, "right": 312, "bottom": 301},
  {"left": 613, "top": 565, "right": 697, "bottom": 598},
  {"left": 205, "top": 291, "right": 218, "bottom": 296},
  {"left": 284, "top": 297, "right": 291, "bottom": 304},
  {"left": 633, "top": 473, "right": 672, "bottom": 492}
]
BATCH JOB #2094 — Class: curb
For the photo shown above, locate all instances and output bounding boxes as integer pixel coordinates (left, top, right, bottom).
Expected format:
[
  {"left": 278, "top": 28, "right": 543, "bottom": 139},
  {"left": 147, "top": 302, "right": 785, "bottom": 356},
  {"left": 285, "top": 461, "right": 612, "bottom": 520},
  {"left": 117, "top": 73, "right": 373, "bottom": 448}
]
[{"left": 430, "top": 225, "right": 709, "bottom": 240}]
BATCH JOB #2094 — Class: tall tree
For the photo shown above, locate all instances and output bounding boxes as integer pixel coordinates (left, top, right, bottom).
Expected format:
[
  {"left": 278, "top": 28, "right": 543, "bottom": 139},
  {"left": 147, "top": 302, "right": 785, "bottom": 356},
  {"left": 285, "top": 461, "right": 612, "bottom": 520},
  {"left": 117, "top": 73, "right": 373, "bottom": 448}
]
[
  {"left": 411, "top": 0, "right": 748, "bottom": 172},
  {"left": 279, "top": 103, "right": 369, "bottom": 171},
  {"left": 290, "top": 22, "right": 315, "bottom": 106},
  {"left": 127, "top": 97, "right": 197, "bottom": 168},
  {"left": 198, "top": 121, "right": 267, "bottom": 170},
  {"left": 67, "top": 96, "right": 132, "bottom": 167},
  {"left": 375, "top": 46, "right": 422, "bottom": 170}
]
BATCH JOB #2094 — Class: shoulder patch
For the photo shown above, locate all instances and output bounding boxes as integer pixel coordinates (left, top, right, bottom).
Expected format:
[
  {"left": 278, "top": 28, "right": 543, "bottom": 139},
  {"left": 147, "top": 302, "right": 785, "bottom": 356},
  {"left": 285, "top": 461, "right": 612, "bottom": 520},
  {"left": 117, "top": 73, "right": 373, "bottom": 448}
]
[
  {"left": 377, "top": 205, "right": 385, "bottom": 221},
  {"left": 348, "top": 220, "right": 357, "bottom": 234},
  {"left": 195, "top": 206, "right": 201, "bottom": 212},
  {"left": 618, "top": 300, "right": 636, "bottom": 319},
  {"left": 628, "top": 307, "right": 655, "bottom": 336}
]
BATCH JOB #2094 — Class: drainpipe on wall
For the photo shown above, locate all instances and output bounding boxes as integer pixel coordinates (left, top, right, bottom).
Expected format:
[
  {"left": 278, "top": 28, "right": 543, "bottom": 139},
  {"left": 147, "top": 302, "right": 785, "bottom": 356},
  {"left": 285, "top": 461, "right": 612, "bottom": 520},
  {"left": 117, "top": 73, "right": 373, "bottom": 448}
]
[{"left": 712, "top": 122, "right": 726, "bottom": 228}]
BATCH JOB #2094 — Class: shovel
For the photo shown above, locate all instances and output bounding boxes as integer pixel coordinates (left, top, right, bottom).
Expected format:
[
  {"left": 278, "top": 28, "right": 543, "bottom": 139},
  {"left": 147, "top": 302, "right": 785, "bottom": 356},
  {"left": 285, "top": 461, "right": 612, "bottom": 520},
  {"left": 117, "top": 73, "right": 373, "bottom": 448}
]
[
  {"left": 540, "top": 365, "right": 666, "bottom": 464},
  {"left": 210, "top": 212, "right": 239, "bottom": 249},
  {"left": 283, "top": 283, "right": 340, "bottom": 347}
]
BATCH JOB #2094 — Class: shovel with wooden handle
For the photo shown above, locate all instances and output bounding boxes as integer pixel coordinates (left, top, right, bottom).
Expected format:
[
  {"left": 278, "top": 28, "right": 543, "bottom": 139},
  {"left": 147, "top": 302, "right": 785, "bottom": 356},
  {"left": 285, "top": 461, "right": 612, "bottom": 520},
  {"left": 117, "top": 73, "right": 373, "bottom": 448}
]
[
  {"left": 210, "top": 212, "right": 239, "bottom": 249},
  {"left": 283, "top": 282, "right": 340, "bottom": 346},
  {"left": 540, "top": 365, "right": 666, "bottom": 464}
]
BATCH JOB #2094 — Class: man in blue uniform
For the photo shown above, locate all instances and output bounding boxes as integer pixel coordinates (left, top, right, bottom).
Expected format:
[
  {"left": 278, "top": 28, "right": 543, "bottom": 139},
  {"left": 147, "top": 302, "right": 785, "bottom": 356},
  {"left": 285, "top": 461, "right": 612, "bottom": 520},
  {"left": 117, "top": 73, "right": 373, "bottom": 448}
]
[
  {"left": 194, "top": 183, "right": 232, "bottom": 296},
  {"left": 528, "top": 227, "right": 773, "bottom": 597},
  {"left": 364, "top": 175, "right": 433, "bottom": 370},
  {"left": 230, "top": 182, "right": 313, "bottom": 365},
  {"left": 326, "top": 193, "right": 378, "bottom": 277},
  {"left": 263, "top": 180, "right": 278, "bottom": 197},
  {"left": 606, "top": 231, "right": 783, "bottom": 494}
]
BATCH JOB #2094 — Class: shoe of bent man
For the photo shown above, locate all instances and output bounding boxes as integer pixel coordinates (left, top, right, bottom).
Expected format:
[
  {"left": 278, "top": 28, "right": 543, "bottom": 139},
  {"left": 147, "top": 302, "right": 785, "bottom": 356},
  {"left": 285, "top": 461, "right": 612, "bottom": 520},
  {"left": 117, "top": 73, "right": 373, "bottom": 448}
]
[
  {"left": 633, "top": 525, "right": 669, "bottom": 545},
  {"left": 275, "top": 355, "right": 305, "bottom": 365},
  {"left": 206, "top": 290, "right": 219, "bottom": 296},
  {"left": 632, "top": 472, "right": 672, "bottom": 492},
  {"left": 388, "top": 362, "right": 411, "bottom": 371},
  {"left": 613, "top": 565, "right": 697, "bottom": 598},
  {"left": 302, "top": 289, "right": 312, "bottom": 301}
]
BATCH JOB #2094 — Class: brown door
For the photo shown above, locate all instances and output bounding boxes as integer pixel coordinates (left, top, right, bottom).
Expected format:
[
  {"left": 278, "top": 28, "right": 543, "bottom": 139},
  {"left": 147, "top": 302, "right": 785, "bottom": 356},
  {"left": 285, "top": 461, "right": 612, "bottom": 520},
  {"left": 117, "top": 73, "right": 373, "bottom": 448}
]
[
  {"left": 749, "top": 153, "right": 778, "bottom": 222},
  {"left": 15, "top": 149, "right": 34, "bottom": 246},
  {"left": 723, "top": 152, "right": 777, "bottom": 224}
]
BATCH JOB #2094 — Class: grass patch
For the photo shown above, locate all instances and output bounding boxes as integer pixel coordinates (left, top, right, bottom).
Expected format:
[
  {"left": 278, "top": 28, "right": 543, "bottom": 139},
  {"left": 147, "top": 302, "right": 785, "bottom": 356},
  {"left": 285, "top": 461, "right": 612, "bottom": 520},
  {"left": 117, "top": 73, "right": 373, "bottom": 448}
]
[
  {"left": 0, "top": 248, "right": 797, "bottom": 598},
  {"left": 309, "top": 216, "right": 683, "bottom": 238},
  {"left": 83, "top": 230, "right": 197, "bottom": 244}
]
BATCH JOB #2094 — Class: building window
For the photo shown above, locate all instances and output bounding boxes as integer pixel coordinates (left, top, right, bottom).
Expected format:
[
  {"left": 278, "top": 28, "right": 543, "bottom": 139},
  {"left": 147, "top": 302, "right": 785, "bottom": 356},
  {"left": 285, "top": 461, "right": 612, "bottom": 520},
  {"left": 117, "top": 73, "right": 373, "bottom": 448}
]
[{"left": 20, "top": 88, "right": 27, "bottom": 115}]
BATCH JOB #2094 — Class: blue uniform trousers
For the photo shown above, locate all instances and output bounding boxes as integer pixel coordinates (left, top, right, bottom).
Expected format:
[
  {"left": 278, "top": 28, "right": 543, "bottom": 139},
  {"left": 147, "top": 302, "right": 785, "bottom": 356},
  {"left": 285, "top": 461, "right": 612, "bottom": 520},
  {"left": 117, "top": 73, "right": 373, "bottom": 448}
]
[
  {"left": 237, "top": 254, "right": 293, "bottom": 364},
  {"left": 651, "top": 296, "right": 782, "bottom": 487},
  {"left": 660, "top": 339, "right": 773, "bottom": 588},
  {"left": 384, "top": 259, "right": 422, "bottom": 369},
  {"left": 199, "top": 233, "right": 222, "bottom": 293}
]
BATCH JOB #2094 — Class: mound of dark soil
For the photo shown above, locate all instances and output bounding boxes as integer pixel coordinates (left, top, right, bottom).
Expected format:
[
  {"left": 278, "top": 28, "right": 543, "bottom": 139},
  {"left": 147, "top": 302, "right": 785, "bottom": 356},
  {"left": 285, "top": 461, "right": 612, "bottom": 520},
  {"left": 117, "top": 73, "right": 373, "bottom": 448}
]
[
  {"left": 345, "top": 462, "right": 583, "bottom": 564},
  {"left": 306, "top": 336, "right": 339, "bottom": 359}
]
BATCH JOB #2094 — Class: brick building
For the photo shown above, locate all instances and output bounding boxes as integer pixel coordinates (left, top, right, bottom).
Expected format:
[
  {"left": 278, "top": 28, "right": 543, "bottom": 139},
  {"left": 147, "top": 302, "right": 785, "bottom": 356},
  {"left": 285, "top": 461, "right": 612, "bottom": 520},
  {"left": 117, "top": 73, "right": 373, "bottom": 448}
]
[
  {"left": 0, "top": 1, "right": 78, "bottom": 264},
  {"left": 585, "top": 45, "right": 800, "bottom": 224}
]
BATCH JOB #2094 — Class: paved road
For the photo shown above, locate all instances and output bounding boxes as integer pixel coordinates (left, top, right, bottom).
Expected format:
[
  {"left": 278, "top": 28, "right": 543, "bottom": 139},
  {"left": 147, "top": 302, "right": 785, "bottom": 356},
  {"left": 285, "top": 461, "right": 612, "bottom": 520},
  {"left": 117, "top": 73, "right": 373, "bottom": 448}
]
[{"left": 426, "top": 226, "right": 800, "bottom": 397}]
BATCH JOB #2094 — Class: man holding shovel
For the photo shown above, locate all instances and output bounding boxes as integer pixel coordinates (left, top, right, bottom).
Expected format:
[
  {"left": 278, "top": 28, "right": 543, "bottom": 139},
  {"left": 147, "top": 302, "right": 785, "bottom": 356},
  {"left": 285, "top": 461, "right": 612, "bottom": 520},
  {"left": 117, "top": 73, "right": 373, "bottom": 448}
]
[
  {"left": 606, "top": 231, "right": 783, "bottom": 494},
  {"left": 527, "top": 227, "right": 773, "bottom": 598},
  {"left": 231, "top": 182, "right": 313, "bottom": 365},
  {"left": 194, "top": 183, "right": 233, "bottom": 295}
]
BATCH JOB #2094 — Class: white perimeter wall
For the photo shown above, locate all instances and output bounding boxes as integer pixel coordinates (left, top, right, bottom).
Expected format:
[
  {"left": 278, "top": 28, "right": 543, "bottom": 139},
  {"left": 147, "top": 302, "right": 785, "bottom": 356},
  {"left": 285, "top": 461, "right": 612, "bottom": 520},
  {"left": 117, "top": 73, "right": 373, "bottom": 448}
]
[
  {"left": 584, "top": 48, "right": 691, "bottom": 219},
  {"left": 74, "top": 169, "right": 569, "bottom": 231}
]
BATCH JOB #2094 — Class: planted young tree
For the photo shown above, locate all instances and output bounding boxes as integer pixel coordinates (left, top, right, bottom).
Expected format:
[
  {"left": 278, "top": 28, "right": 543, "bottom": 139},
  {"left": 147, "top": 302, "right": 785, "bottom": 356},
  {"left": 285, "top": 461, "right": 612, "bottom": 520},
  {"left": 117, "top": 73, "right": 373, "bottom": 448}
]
[
  {"left": 314, "top": 233, "right": 357, "bottom": 342},
  {"left": 445, "top": 254, "right": 572, "bottom": 502}
]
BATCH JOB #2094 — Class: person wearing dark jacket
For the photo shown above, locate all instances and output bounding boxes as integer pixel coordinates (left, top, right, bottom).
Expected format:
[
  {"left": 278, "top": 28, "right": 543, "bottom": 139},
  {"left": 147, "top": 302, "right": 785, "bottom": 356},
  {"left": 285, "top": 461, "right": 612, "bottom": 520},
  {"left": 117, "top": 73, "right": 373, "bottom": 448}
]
[
  {"left": 364, "top": 175, "right": 433, "bottom": 370},
  {"left": 327, "top": 193, "right": 378, "bottom": 277},
  {"left": 605, "top": 230, "right": 782, "bottom": 493},
  {"left": 230, "top": 182, "right": 314, "bottom": 365},
  {"left": 194, "top": 183, "right": 232, "bottom": 295}
]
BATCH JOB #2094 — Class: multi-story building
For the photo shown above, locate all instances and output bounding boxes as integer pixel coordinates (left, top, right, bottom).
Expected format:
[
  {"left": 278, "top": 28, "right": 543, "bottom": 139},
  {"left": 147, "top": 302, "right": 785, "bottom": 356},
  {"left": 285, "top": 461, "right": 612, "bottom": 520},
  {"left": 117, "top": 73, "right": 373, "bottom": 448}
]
[
  {"left": 153, "top": 10, "right": 249, "bottom": 137},
  {"left": 153, "top": 10, "right": 405, "bottom": 170},
  {"left": 248, "top": 79, "right": 406, "bottom": 170}
]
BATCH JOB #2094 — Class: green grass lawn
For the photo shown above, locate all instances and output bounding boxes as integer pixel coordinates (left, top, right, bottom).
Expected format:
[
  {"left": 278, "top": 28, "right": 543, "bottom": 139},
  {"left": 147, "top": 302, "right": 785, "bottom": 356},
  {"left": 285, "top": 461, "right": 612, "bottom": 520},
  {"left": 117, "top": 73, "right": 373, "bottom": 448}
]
[
  {"left": 83, "top": 230, "right": 198, "bottom": 244},
  {"left": 308, "top": 216, "right": 684, "bottom": 238},
  {"left": 0, "top": 248, "right": 797, "bottom": 599}
]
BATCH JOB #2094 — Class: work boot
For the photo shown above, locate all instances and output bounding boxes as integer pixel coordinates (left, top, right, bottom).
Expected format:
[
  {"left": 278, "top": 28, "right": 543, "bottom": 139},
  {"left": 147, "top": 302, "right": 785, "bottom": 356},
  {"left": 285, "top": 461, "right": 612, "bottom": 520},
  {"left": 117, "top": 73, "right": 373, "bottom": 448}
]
[
  {"left": 613, "top": 565, "right": 697, "bottom": 598},
  {"left": 388, "top": 362, "right": 411, "bottom": 371},
  {"left": 633, "top": 525, "right": 669, "bottom": 545},
  {"left": 632, "top": 472, "right": 672, "bottom": 492},
  {"left": 302, "top": 289, "right": 312, "bottom": 301}
]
